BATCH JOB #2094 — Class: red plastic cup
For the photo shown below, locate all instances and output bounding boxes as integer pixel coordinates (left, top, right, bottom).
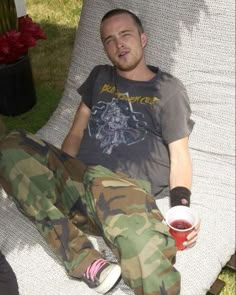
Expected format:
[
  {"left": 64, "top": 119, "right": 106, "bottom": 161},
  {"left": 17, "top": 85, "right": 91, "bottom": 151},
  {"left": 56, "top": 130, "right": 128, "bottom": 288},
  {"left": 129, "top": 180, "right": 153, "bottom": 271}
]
[{"left": 165, "top": 206, "right": 198, "bottom": 250}]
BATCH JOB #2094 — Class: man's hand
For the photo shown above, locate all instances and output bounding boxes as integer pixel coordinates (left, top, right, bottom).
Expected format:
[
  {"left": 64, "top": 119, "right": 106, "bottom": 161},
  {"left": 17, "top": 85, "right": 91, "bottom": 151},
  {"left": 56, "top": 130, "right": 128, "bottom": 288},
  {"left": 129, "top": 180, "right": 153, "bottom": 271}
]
[
  {"left": 183, "top": 219, "right": 200, "bottom": 249},
  {"left": 61, "top": 102, "right": 91, "bottom": 157}
]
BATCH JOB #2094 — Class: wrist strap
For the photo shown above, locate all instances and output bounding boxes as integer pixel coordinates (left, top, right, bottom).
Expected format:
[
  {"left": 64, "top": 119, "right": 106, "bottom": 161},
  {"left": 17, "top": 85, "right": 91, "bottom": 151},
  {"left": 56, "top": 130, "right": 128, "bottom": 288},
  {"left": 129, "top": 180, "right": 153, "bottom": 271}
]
[{"left": 170, "top": 186, "right": 191, "bottom": 207}]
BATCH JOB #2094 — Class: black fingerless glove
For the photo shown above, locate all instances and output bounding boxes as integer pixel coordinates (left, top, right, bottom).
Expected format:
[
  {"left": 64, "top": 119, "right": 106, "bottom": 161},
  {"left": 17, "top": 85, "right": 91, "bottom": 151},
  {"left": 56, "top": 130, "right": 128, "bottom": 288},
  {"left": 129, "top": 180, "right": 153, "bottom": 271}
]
[{"left": 170, "top": 186, "right": 191, "bottom": 207}]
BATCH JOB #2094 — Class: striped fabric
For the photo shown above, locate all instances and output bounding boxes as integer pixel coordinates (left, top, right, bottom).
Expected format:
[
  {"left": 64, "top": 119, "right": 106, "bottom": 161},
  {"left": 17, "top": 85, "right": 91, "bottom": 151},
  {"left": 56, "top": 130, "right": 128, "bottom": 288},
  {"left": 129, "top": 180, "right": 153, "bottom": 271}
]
[{"left": 0, "top": 0, "right": 235, "bottom": 294}]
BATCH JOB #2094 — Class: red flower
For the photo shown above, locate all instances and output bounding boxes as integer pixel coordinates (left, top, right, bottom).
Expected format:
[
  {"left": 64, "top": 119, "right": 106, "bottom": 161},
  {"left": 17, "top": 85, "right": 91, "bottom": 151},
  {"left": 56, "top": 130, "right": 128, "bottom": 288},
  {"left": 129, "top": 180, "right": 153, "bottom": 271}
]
[
  {"left": 0, "top": 15, "right": 47, "bottom": 64},
  {"left": 19, "top": 16, "right": 47, "bottom": 40}
]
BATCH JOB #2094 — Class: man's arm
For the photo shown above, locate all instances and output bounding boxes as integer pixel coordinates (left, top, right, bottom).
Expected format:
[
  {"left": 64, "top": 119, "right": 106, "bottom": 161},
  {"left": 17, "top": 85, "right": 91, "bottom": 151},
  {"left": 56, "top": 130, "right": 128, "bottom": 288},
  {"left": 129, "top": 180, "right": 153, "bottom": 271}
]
[
  {"left": 61, "top": 102, "right": 91, "bottom": 157},
  {"left": 169, "top": 137, "right": 200, "bottom": 248},
  {"left": 168, "top": 137, "right": 192, "bottom": 206},
  {"left": 168, "top": 136, "right": 192, "bottom": 190}
]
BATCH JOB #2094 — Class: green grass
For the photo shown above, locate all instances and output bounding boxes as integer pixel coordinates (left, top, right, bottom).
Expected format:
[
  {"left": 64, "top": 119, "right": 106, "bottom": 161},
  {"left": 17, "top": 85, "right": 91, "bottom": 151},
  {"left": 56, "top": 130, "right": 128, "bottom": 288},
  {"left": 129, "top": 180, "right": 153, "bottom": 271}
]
[
  {"left": 3, "top": 85, "right": 61, "bottom": 131},
  {"left": 1, "top": 0, "right": 235, "bottom": 293},
  {"left": 219, "top": 268, "right": 236, "bottom": 295}
]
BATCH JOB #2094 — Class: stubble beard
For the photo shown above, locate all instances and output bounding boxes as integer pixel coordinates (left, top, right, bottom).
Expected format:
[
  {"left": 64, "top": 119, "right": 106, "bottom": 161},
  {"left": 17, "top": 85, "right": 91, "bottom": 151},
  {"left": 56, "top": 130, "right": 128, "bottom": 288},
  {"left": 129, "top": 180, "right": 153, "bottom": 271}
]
[{"left": 114, "top": 54, "right": 144, "bottom": 72}]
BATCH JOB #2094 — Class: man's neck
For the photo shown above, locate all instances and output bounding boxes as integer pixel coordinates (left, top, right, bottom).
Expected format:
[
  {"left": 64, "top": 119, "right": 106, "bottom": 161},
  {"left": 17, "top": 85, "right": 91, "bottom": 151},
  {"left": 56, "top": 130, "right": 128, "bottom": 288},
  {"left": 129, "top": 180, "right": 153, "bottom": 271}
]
[{"left": 116, "top": 64, "right": 156, "bottom": 82}]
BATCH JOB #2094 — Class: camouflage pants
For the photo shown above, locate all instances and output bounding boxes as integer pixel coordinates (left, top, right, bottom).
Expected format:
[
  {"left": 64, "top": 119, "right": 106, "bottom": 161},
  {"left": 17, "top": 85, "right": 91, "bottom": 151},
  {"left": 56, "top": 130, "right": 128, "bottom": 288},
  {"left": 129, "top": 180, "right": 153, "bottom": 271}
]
[{"left": 0, "top": 130, "right": 180, "bottom": 295}]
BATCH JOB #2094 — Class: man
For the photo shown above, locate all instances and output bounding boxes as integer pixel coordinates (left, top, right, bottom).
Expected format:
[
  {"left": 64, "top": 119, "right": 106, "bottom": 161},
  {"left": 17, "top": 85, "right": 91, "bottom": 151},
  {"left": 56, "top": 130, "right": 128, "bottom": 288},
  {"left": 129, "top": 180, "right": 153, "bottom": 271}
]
[
  {"left": 0, "top": 9, "right": 199, "bottom": 295},
  {"left": 63, "top": 9, "right": 194, "bottom": 203}
]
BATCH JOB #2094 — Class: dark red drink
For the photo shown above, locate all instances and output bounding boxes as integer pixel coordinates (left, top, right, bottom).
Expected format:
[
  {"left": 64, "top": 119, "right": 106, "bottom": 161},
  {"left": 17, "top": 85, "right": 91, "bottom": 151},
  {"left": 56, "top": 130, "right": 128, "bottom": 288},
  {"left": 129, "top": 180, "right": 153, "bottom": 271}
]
[
  {"left": 166, "top": 206, "right": 197, "bottom": 250},
  {"left": 169, "top": 219, "right": 194, "bottom": 250},
  {"left": 170, "top": 220, "right": 192, "bottom": 230}
]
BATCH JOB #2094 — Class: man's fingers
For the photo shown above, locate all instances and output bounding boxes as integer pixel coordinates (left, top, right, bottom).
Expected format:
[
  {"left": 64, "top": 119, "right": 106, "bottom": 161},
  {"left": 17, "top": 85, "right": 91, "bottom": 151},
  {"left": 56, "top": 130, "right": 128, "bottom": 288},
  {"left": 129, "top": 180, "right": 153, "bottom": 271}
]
[{"left": 183, "top": 235, "right": 198, "bottom": 248}]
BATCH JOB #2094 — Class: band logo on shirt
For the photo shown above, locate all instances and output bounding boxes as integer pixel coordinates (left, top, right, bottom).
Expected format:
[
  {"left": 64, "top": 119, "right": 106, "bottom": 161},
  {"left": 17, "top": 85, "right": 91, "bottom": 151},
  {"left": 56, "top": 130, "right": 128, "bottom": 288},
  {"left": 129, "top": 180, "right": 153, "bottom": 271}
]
[
  {"left": 100, "top": 83, "right": 159, "bottom": 105},
  {"left": 88, "top": 97, "right": 147, "bottom": 154}
]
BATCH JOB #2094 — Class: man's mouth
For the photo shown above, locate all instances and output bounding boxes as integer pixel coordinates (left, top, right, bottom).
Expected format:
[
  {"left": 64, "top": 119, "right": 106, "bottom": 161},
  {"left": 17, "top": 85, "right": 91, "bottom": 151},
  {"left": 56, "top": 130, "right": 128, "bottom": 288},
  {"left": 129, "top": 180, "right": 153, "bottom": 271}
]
[{"left": 118, "top": 50, "right": 129, "bottom": 58}]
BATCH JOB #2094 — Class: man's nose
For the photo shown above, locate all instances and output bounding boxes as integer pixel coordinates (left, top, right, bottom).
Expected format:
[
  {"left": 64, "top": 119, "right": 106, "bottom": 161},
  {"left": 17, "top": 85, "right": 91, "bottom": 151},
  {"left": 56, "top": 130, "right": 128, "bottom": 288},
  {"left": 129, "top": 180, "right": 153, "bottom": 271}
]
[{"left": 115, "top": 38, "right": 124, "bottom": 49}]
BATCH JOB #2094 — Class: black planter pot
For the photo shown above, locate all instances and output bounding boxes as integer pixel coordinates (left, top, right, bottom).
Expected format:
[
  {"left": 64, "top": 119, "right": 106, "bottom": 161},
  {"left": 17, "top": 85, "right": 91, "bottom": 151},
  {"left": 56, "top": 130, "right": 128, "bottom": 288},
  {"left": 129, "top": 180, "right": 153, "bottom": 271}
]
[{"left": 0, "top": 55, "right": 37, "bottom": 116}]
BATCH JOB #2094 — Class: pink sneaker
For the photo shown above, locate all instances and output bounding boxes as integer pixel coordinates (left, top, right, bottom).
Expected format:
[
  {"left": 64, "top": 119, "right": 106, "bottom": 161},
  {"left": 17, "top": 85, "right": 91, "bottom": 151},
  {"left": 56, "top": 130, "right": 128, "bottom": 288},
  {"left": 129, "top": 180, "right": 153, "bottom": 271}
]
[{"left": 82, "top": 258, "right": 121, "bottom": 294}]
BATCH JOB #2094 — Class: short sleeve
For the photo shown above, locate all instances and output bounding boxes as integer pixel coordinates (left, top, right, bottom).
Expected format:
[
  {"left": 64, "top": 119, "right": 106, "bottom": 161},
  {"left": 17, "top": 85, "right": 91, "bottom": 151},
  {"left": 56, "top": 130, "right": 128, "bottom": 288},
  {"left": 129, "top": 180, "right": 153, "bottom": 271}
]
[
  {"left": 161, "top": 85, "right": 195, "bottom": 144},
  {"left": 77, "top": 66, "right": 100, "bottom": 109}
]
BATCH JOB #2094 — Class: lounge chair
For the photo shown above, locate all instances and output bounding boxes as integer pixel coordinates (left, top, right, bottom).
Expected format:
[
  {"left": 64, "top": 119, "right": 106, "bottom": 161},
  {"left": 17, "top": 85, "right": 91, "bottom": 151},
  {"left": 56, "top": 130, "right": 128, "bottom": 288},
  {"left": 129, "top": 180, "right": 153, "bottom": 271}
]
[{"left": 0, "top": 0, "right": 235, "bottom": 294}]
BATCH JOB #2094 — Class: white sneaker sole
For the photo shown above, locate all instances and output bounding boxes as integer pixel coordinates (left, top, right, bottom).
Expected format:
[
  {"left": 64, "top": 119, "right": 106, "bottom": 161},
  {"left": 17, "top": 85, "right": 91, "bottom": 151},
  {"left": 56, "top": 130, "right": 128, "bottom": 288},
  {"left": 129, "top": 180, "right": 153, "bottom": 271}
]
[{"left": 94, "top": 264, "right": 121, "bottom": 294}]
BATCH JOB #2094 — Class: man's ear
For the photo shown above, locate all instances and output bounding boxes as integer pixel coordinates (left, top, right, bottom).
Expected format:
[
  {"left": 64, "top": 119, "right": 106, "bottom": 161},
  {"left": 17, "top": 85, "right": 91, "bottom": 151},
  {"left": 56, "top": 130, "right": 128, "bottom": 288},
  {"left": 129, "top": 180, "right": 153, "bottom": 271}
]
[{"left": 141, "top": 33, "right": 148, "bottom": 48}]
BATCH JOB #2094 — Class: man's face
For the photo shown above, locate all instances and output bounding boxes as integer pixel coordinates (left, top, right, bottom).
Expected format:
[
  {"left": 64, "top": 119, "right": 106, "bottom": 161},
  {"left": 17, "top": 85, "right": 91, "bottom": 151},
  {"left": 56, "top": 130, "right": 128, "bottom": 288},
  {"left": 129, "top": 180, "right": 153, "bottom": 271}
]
[{"left": 100, "top": 13, "right": 147, "bottom": 72}]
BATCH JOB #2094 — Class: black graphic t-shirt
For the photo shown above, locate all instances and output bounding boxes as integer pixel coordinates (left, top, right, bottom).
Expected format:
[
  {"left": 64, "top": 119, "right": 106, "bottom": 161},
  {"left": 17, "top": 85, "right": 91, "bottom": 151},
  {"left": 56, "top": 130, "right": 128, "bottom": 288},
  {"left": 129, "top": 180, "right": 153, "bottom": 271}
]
[{"left": 77, "top": 65, "right": 194, "bottom": 197}]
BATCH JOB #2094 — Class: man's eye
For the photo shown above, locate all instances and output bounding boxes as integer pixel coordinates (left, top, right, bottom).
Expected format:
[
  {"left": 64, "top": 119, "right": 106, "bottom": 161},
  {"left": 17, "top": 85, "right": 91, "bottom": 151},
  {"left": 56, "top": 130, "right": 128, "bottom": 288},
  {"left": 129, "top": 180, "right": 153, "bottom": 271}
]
[{"left": 105, "top": 39, "right": 113, "bottom": 46}]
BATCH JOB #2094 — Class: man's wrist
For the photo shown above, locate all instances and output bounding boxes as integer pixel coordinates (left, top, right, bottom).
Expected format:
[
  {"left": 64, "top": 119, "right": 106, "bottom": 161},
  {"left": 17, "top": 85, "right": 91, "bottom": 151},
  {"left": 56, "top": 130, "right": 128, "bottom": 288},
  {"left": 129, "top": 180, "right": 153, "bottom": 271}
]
[{"left": 170, "top": 186, "right": 191, "bottom": 207}]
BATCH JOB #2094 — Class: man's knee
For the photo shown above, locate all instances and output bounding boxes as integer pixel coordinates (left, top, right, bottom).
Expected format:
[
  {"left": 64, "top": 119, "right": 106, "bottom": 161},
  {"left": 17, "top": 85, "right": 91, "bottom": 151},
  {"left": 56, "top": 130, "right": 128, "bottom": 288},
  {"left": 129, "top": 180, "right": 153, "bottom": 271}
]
[
  {"left": 0, "top": 130, "right": 48, "bottom": 161},
  {"left": 0, "top": 130, "right": 23, "bottom": 151}
]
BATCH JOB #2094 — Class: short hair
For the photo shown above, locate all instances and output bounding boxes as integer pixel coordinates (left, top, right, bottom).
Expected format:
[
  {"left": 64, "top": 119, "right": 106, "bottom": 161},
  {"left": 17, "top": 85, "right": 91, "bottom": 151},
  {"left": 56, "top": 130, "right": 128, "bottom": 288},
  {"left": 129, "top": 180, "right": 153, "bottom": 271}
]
[{"left": 101, "top": 8, "right": 144, "bottom": 33}]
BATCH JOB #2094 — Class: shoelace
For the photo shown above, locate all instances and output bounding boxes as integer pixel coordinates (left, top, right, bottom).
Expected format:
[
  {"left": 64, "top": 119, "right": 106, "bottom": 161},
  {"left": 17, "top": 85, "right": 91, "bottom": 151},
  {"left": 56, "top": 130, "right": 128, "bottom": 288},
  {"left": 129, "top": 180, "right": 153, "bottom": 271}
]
[{"left": 84, "top": 258, "right": 107, "bottom": 281}]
